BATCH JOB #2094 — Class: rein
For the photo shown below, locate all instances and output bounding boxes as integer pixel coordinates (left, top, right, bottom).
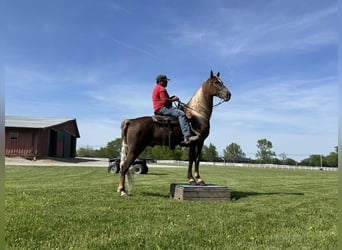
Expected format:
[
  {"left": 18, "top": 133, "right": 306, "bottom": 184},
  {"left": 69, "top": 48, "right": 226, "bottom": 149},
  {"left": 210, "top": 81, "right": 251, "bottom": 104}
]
[
  {"left": 181, "top": 99, "right": 224, "bottom": 109},
  {"left": 177, "top": 97, "right": 224, "bottom": 114},
  {"left": 213, "top": 99, "right": 225, "bottom": 108},
  {"left": 176, "top": 75, "right": 229, "bottom": 117}
]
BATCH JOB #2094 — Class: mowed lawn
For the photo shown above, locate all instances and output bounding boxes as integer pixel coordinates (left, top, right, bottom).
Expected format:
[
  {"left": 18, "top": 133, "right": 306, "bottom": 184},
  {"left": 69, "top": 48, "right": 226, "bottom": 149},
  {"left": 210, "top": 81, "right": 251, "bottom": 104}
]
[{"left": 5, "top": 165, "right": 338, "bottom": 250}]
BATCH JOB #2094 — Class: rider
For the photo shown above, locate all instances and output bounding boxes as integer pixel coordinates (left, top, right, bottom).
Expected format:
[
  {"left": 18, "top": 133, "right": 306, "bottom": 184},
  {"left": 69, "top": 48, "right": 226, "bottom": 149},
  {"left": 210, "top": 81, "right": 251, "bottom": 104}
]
[{"left": 152, "top": 74, "right": 198, "bottom": 143}]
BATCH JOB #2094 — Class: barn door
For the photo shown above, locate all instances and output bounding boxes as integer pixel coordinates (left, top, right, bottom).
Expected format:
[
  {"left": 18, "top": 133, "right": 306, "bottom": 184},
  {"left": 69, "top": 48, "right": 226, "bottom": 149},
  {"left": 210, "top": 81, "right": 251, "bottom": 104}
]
[
  {"left": 49, "top": 130, "right": 57, "bottom": 157},
  {"left": 63, "top": 133, "right": 72, "bottom": 158}
]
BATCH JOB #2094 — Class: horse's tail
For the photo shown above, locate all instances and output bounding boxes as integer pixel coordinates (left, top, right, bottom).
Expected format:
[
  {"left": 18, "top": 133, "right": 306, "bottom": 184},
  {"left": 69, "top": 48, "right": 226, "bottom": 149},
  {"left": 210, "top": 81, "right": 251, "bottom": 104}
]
[
  {"left": 120, "top": 119, "right": 134, "bottom": 193},
  {"left": 120, "top": 119, "right": 130, "bottom": 165}
]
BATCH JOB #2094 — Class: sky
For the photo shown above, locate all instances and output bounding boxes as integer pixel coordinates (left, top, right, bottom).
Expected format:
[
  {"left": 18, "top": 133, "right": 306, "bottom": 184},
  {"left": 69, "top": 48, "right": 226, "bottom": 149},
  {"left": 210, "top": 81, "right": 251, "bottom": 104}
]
[{"left": 4, "top": 0, "right": 338, "bottom": 161}]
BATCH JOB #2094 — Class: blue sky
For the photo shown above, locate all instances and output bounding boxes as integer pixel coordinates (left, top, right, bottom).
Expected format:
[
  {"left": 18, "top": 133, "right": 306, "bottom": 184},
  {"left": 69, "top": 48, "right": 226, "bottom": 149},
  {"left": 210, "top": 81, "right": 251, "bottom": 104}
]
[{"left": 5, "top": 0, "right": 338, "bottom": 161}]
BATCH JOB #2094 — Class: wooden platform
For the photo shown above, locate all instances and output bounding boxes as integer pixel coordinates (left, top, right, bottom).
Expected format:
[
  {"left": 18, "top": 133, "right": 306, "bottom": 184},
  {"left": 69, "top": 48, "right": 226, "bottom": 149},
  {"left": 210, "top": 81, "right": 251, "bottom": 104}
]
[{"left": 170, "top": 183, "right": 231, "bottom": 201}]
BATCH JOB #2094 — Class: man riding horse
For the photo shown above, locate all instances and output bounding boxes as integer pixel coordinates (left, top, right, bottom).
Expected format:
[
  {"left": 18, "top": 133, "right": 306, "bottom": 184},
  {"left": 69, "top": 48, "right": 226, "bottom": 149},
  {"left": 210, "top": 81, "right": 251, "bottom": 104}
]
[
  {"left": 117, "top": 71, "right": 231, "bottom": 195},
  {"left": 152, "top": 74, "right": 199, "bottom": 144}
]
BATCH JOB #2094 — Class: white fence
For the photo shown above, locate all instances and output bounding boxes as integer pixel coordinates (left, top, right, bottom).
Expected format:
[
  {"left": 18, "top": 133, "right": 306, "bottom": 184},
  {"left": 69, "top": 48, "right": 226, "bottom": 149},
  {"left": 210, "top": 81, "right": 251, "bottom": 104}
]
[{"left": 156, "top": 160, "right": 338, "bottom": 171}]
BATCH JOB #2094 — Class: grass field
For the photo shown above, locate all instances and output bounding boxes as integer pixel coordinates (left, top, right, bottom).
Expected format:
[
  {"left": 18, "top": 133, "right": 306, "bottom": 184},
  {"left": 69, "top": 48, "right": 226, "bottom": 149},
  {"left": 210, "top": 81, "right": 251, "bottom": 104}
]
[{"left": 5, "top": 165, "right": 338, "bottom": 249}]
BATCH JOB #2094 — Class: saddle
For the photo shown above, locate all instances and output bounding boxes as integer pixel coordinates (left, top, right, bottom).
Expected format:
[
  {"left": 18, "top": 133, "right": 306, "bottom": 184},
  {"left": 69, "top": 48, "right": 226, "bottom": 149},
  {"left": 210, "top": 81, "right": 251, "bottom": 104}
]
[
  {"left": 151, "top": 114, "right": 200, "bottom": 149},
  {"left": 151, "top": 115, "right": 179, "bottom": 149},
  {"left": 151, "top": 115, "right": 179, "bottom": 125},
  {"left": 152, "top": 106, "right": 192, "bottom": 125}
]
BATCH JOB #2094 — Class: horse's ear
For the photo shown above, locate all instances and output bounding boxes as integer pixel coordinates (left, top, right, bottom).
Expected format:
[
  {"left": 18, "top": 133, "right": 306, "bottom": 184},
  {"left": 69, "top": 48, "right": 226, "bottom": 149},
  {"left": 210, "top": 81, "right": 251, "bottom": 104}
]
[
  {"left": 210, "top": 70, "right": 214, "bottom": 78},
  {"left": 217, "top": 72, "right": 220, "bottom": 77}
]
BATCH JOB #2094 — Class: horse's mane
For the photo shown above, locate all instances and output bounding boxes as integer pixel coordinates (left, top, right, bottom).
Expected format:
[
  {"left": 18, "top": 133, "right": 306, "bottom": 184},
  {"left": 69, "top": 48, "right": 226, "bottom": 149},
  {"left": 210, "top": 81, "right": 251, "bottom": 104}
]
[{"left": 187, "top": 79, "right": 213, "bottom": 120}]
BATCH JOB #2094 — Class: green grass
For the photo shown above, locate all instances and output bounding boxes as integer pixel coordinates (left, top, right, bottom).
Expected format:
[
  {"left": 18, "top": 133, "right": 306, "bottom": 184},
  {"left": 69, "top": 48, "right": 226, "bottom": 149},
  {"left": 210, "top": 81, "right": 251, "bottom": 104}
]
[{"left": 5, "top": 165, "right": 338, "bottom": 249}]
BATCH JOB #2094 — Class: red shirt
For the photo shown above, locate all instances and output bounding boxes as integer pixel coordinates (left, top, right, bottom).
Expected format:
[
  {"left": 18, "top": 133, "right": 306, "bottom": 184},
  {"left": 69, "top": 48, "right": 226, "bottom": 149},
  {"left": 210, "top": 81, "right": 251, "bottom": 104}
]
[{"left": 152, "top": 84, "right": 172, "bottom": 112}]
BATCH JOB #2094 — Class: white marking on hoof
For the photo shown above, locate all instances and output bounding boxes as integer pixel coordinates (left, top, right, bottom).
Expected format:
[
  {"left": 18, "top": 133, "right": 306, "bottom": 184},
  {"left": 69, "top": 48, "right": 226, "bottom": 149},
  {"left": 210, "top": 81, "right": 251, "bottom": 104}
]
[
  {"left": 189, "top": 179, "right": 196, "bottom": 185},
  {"left": 117, "top": 187, "right": 127, "bottom": 196},
  {"left": 120, "top": 191, "right": 128, "bottom": 196},
  {"left": 196, "top": 179, "right": 206, "bottom": 185}
]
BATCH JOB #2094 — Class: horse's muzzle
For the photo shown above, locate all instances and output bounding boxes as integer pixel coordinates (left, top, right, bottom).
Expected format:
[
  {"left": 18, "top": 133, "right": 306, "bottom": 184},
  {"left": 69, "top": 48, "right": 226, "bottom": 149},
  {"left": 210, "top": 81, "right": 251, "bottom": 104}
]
[
  {"left": 225, "top": 91, "right": 231, "bottom": 101},
  {"left": 218, "top": 90, "right": 231, "bottom": 102}
]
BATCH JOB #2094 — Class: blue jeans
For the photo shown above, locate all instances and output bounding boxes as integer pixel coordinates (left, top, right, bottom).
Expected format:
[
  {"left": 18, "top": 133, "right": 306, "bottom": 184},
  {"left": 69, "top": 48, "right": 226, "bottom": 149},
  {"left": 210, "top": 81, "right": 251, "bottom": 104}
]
[{"left": 157, "top": 106, "right": 191, "bottom": 137}]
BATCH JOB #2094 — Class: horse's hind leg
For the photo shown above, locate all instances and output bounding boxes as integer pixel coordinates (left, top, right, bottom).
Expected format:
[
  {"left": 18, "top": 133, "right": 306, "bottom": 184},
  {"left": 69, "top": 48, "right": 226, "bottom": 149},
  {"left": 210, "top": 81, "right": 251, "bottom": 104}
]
[
  {"left": 117, "top": 173, "right": 127, "bottom": 196},
  {"left": 117, "top": 153, "right": 136, "bottom": 196}
]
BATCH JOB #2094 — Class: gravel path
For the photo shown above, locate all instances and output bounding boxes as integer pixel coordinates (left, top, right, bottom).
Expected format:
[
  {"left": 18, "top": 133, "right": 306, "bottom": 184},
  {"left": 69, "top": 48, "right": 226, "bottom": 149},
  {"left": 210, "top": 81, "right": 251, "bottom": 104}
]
[
  {"left": 5, "top": 157, "right": 184, "bottom": 168},
  {"left": 5, "top": 157, "right": 108, "bottom": 167}
]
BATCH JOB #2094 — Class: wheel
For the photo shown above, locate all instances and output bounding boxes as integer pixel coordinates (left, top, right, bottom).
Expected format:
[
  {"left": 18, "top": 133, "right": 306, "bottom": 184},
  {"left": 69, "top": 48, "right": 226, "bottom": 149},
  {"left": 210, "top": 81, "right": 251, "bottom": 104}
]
[
  {"left": 107, "top": 162, "right": 120, "bottom": 173},
  {"left": 133, "top": 163, "right": 148, "bottom": 174}
]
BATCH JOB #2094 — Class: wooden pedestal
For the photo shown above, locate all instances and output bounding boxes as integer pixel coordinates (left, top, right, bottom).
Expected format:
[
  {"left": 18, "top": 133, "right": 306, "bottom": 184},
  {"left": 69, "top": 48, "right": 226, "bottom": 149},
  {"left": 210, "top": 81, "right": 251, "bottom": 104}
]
[{"left": 170, "top": 183, "right": 231, "bottom": 201}]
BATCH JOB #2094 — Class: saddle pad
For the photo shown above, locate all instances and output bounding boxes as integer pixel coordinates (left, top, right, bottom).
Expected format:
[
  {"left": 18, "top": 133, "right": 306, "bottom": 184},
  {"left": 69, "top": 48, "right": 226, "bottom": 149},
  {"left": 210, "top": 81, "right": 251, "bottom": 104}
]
[{"left": 152, "top": 115, "right": 179, "bottom": 124}]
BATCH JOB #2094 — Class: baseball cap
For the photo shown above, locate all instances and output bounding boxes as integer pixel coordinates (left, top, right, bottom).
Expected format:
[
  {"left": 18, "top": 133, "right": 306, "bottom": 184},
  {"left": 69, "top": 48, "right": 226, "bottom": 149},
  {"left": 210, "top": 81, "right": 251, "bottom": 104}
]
[{"left": 156, "top": 74, "right": 170, "bottom": 82}]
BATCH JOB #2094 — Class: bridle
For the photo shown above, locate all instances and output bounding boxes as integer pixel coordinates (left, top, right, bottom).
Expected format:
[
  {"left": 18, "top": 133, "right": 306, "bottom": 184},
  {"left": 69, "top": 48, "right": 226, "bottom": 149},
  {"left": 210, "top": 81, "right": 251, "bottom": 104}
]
[
  {"left": 213, "top": 98, "right": 226, "bottom": 108},
  {"left": 176, "top": 78, "right": 227, "bottom": 111},
  {"left": 211, "top": 77, "right": 229, "bottom": 107}
]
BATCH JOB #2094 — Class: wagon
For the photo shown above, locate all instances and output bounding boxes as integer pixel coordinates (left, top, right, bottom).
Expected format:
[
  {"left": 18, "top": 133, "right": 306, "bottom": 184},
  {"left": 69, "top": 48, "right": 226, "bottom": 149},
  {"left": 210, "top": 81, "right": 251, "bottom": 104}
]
[{"left": 107, "top": 157, "right": 149, "bottom": 174}]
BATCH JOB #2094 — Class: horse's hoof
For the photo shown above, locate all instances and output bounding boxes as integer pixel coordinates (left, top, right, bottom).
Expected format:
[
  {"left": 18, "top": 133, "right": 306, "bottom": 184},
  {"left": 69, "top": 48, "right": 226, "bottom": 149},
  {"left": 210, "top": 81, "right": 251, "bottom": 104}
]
[
  {"left": 189, "top": 180, "right": 197, "bottom": 185},
  {"left": 196, "top": 180, "right": 206, "bottom": 186},
  {"left": 117, "top": 189, "right": 127, "bottom": 196}
]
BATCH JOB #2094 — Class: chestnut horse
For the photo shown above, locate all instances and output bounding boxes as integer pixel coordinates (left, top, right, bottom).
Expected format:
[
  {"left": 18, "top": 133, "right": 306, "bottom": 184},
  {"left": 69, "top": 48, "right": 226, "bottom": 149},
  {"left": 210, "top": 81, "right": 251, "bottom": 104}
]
[{"left": 117, "top": 71, "right": 231, "bottom": 195}]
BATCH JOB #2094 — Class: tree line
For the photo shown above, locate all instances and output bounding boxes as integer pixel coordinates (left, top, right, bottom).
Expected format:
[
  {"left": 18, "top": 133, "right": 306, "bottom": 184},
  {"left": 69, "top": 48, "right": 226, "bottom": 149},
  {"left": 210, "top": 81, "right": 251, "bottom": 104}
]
[{"left": 77, "top": 138, "right": 338, "bottom": 168}]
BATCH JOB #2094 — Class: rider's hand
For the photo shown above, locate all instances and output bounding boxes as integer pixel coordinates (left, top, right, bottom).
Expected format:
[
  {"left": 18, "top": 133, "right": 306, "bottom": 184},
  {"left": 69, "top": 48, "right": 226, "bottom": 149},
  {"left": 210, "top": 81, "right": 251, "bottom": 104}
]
[{"left": 171, "top": 96, "right": 179, "bottom": 102}]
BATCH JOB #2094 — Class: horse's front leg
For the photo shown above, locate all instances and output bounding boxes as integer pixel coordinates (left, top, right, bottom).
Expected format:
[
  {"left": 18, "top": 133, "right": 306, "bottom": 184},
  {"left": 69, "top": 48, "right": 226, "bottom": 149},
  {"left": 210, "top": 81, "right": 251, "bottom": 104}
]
[
  {"left": 187, "top": 160, "right": 197, "bottom": 185},
  {"left": 194, "top": 159, "right": 205, "bottom": 185},
  {"left": 188, "top": 145, "right": 198, "bottom": 185},
  {"left": 194, "top": 143, "right": 205, "bottom": 185}
]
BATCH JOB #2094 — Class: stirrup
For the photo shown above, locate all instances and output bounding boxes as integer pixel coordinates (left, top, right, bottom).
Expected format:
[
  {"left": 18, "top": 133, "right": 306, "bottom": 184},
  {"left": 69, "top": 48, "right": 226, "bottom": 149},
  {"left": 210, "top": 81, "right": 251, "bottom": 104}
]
[{"left": 183, "top": 135, "right": 199, "bottom": 143}]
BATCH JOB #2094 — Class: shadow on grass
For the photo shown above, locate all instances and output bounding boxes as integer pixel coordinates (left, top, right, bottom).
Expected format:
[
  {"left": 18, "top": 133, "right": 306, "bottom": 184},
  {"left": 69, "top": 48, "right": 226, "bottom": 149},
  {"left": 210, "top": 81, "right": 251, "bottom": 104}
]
[
  {"left": 142, "top": 189, "right": 305, "bottom": 201},
  {"left": 141, "top": 191, "right": 170, "bottom": 198},
  {"left": 45, "top": 157, "right": 100, "bottom": 163},
  {"left": 231, "top": 191, "right": 304, "bottom": 200},
  {"left": 146, "top": 173, "right": 169, "bottom": 176}
]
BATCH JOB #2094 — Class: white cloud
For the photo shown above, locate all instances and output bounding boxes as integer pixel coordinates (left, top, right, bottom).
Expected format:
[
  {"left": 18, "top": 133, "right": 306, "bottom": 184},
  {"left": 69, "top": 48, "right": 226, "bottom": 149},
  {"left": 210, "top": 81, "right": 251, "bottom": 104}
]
[
  {"left": 77, "top": 117, "right": 122, "bottom": 149},
  {"left": 219, "top": 76, "right": 337, "bottom": 131},
  {"left": 167, "top": 3, "right": 337, "bottom": 58},
  {"left": 205, "top": 75, "right": 337, "bottom": 160},
  {"left": 84, "top": 81, "right": 153, "bottom": 117}
]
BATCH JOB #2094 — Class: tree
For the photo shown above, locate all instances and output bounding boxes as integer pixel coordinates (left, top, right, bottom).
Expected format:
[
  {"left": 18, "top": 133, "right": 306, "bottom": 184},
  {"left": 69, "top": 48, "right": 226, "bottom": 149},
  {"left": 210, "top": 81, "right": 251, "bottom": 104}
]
[
  {"left": 255, "top": 139, "right": 276, "bottom": 163},
  {"left": 278, "top": 152, "right": 287, "bottom": 163},
  {"left": 146, "top": 146, "right": 171, "bottom": 160},
  {"left": 171, "top": 146, "right": 186, "bottom": 160},
  {"left": 223, "top": 143, "right": 245, "bottom": 162},
  {"left": 103, "top": 138, "right": 122, "bottom": 158},
  {"left": 325, "top": 146, "right": 338, "bottom": 167},
  {"left": 299, "top": 154, "right": 325, "bottom": 167},
  {"left": 201, "top": 143, "right": 218, "bottom": 161},
  {"left": 77, "top": 146, "right": 99, "bottom": 157},
  {"left": 180, "top": 147, "right": 189, "bottom": 161},
  {"left": 139, "top": 144, "right": 188, "bottom": 160}
]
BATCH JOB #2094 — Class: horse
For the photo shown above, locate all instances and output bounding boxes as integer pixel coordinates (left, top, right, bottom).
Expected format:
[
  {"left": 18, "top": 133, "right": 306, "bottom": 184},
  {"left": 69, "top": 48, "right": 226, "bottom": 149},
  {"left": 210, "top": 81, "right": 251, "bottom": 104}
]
[{"left": 117, "top": 70, "right": 231, "bottom": 196}]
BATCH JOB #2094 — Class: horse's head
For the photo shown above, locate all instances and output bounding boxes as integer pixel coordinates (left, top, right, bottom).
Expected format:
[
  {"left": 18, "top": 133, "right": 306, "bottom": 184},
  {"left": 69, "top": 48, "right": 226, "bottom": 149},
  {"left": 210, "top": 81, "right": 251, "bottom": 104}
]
[{"left": 208, "top": 70, "right": 231, "bottom": 102}]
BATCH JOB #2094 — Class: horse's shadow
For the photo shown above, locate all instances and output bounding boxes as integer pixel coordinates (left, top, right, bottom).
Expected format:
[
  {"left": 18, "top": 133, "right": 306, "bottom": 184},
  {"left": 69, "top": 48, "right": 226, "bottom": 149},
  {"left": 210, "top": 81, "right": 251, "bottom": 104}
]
[
  {"left": 146, "top": 173, "right": 169, "bottom": 176},
  {"left": 142, "top": 190, "right": 304, "bottom": 200},
  {"left": 142, "top": 191, "right": 170, "bottom": 198},
  {"left": 231, "top": 191, "right": 304, "bottom": 201}
]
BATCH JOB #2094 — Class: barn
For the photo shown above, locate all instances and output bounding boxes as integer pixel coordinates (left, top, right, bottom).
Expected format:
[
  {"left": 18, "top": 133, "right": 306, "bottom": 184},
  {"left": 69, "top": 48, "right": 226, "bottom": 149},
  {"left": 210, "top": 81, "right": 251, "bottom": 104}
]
[{"left": 5, "top": 116, "right": 80, "bottom": 159}]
